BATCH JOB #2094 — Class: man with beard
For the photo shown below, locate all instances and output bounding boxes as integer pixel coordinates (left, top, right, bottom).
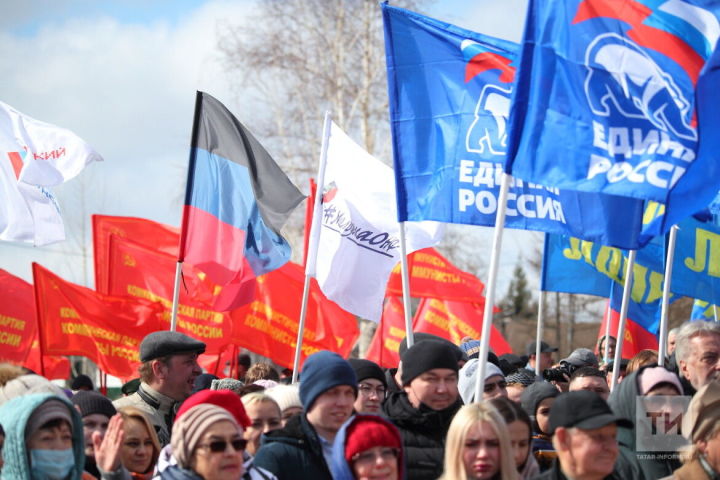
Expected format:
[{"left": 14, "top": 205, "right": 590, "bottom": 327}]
[
  {"left": 113, "top": 331, "right": 205, "bottom": 446},
  {"left": 383, "top": 340, "right": 462, "bottom": 480},
  {"left": 254, "top": 351, "right": 357, "bottom": 480}
]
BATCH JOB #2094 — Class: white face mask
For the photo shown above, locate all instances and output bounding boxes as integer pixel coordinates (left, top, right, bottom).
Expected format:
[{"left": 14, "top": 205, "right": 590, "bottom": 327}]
[{"left": 30, "top": 448, "right": 75, "bottom": 480}]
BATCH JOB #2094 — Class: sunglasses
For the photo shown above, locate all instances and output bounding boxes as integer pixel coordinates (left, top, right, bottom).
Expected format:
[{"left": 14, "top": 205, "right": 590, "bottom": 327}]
[{"left": 197, "top": 438, "right": 247, "bottom": 453}]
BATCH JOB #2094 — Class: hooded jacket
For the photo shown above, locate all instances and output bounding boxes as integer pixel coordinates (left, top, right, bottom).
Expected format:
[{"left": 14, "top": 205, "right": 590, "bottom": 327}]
[
  {"left": 252, "top": 414, "right": 332, "bottom": 480},
  {"left": 382, "top": 391, "right": 461, "bottom": 480},
  {"left": 608, "top": 366, "right": 679, "bottom": 480},
  {"left": 330, "top": 415, "right": 405, "bottom": 480},
  {"left": 0, "top": 392, "right": 85, "bottom": 480}
]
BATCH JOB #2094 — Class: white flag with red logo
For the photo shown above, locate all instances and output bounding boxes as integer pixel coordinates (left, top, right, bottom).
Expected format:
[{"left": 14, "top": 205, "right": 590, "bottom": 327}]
[
  {"left": 309, "top": 122, "right": 443, "bottom": 321},
  {"left": 0, "top": 101, "right": 102, "bottom": 245}
]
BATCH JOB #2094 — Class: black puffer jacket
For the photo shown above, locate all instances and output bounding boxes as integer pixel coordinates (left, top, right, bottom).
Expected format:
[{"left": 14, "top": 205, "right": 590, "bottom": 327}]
[
  {"left": 382, "top": 391, "right": 461, "bottom": 480},
  {"left": 253, "top": 414, "right": 331, "bottom": 480}
]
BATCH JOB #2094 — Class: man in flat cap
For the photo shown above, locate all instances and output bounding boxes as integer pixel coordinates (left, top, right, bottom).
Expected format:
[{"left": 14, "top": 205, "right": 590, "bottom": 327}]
[{"left": 114, "top": 331, "right": 205, "bottom": 446}]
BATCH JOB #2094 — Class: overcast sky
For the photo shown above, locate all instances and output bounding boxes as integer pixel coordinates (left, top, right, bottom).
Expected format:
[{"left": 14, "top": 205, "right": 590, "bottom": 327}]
[{"left": 0, "top": 0, "right": 535, "bottom": 296}]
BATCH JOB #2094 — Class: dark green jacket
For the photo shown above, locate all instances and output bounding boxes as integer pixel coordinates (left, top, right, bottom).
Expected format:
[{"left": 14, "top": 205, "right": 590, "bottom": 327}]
[{"left": 253, "top": 414, "right": 331, "bottom": 480}]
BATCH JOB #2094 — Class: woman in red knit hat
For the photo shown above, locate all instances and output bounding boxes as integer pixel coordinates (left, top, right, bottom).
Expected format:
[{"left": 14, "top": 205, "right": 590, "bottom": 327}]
[{"left": 330, "top": 414, "right": 404, "bottom": 480}]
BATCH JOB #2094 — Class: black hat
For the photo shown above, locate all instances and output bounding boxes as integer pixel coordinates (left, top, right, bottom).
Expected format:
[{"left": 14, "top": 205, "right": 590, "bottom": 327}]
[
  {"left": 71, "top": 390, "right": 116, "bottom": 419},
  {"left": 401, "top": 340, "right": 459, "bottom": 386},
  {"left": 549, "top": 391, "right": 633, "bottom": 434},
  {"left": 398, "top": 333, "right": 460, "bottom": 360},
  {"left": 348, "top": 359, "right": 386, "bottom": 387},
  {"left": 499, "top": 353, "right": 525, "bottom": 370},
  {"left": 71, "top": 374, "right": 94, "bottom": 391},
  {"left": 139, "top": 331, "right": 206, "bottom": 362},
  {"left": 526, "top": 341, "right": 558, "bottom": 356},
  {"left": 121, "top": 378, "right": 141, "bottom": 396}
]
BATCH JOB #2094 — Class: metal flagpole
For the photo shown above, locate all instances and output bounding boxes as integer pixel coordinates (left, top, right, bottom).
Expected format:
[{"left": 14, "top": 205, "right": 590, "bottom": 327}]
[
  {"left": 399, "top": 223, "right": 414, "bottom": 348},
  {"left": 474, "top": 173, "right": 511, "bottom": 403},
  {"left": 172, "top": 91, "right": 203, "bottom": 332},
  {"left": 292, "top": 111, "right": 332, "bottom": 384},
  {"left": 602, "top": 300, "right": 612, "bottom": 365},
  {"left": 535, "top": 289, "right": 545, "bottom": 377},
  {"left": 170, "top": 262, "right": 182, "bottom": 331},
  {"left": 658, "top": 226, "right": 678, "bottom": 366},
  {"left": 610, "top": 249, "right": 637, "bottom": 390}
]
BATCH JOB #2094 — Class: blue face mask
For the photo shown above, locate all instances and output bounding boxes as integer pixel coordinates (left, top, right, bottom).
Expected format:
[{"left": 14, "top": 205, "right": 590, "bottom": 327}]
[{"left": 30, "top": 448, "right": 75, "bottom": 480}]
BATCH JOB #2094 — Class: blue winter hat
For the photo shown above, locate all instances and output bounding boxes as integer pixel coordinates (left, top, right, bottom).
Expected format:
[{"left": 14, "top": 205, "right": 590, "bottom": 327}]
[{"left": 299, "top": 351, "right": 357, "bottom": 410}]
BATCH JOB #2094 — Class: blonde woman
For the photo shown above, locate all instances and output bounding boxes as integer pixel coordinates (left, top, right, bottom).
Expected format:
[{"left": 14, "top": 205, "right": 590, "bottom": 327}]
[
  {"left": 117, "top": 407, "right": 161, "bottom": 479},
  {"left": 440, "top": 403, "right": 518, "bottom": 480},
  {"left": 240, "top": 393, "right": 282, "bottom": 456}
]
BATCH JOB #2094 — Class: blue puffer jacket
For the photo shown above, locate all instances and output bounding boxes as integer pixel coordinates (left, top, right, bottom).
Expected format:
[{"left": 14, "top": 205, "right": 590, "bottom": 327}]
[
  {"left": 0, "top": 392, "right": 85, "bottom": 480},
  {"left": 253, "top": 414, "right": 331, "bottom": 480}
]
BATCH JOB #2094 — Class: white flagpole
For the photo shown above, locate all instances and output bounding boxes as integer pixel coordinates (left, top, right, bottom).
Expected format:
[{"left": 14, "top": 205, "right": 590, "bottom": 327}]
[
  {"left": 610, "top": 249, "right": 637, "bottom": 390},
  {"left": 658, "top": 225, "right": 678, "bottom": 366},
  {"left": 602, "top": 298, "right": 612, "bottom": 364},
  {"left": 535, "top": 289, "right": 545, "bottom": 377},
  {"left": 170, "top": 262, "right": 183, "bottom": 331},
  {"left": 714, "top": 305, "right": 719, "bottom": 323},
  {"left": 292, "top": 111, "right": 332, "bottom": 384},
  {"left": 474, "top": 173, "right": 511, "bottom": 403},
  {"left": 399, "top": 223, "right": 414, "bottom": 348}
]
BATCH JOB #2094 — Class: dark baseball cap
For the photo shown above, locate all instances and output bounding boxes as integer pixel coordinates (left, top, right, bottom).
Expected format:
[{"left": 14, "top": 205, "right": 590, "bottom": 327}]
[
  {"left": 549, "top": 391, "right": 633, "bottom": 434},
  {"left": 526, "top": 340, "right": 558, "bottom": 355}
]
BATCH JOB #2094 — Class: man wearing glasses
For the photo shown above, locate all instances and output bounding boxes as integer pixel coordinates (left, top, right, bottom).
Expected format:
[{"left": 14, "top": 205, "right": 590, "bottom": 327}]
[{"left": 348, "top": 359, "right": 387, "bottom": 414}]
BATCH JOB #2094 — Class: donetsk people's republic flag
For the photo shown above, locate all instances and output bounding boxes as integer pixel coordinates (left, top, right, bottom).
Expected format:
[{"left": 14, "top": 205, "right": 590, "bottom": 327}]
[{"left": 179, "top": 92, "right": 305, "bottom": 311}]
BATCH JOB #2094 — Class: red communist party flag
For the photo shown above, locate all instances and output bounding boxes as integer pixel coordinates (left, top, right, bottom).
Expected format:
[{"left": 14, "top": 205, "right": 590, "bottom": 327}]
[
  {"left": 24, "top": 338, "right": 70, "bottom": 380},
  {"left": 0, "top": 269, "right": 37, "bottom": 365},
  {"left": 365, "top": 297, "right": 407, "bottom": 368},
  {"left": 414, "top": 298, "right": 512, "bottom": 355},
  {"left": 598, "top": 302, "right": 659, "bottom": 360},
  {"left": 106, "top": 235, "right": 233, "bottom": 354},
  {"left": 0, "top": 269, "right": 71, "bottom": 378},
  {"left": 230, "top": 262, "right": 359, "bottom": 369},
  {"left": 386, "top": 248, "right": 485, "bottom": 302},
  {"left": 33, "top": 263, "right": 163, "bottom": 380},
  {"left": 92, "top": 214, "right": 179, "bottom": 294}
]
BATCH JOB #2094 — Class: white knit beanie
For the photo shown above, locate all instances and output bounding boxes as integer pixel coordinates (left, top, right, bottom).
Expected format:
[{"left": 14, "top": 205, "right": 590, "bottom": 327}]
[{"left": 265, "top": 384, "right": 302, "bottom": 413}]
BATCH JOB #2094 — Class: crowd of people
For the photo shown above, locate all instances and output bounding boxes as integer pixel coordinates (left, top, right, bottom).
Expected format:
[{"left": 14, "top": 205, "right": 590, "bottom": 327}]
[{"left": 0, "top": 320, "right": 719, "bottom": 480}]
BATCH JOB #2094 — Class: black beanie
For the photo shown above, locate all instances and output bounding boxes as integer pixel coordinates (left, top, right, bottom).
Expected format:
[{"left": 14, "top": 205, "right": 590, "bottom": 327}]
[
  {"left": 71, "top": 374, "right": 94, "bottom": 391},
  {"left": 401, "top": 340, "right": 459, "bottom": 386},
  {"left": 348, "top": 359, "right": 386, "bottom": 387},
  {"left": 71, "top": 390, "right": 116, "bottom": 419}
]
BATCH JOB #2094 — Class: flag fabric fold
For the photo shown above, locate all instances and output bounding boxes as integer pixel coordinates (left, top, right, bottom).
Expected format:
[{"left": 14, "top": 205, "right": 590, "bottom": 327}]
[
  {"left": 381, "top": 3, "right": 648, "bottom": 249},
  {"left": 33, "top": 263, "right": 164, "bottom": 380},
  {"left": 1, "top": 101, "right": 101, "bottom": 246},
  {"left": 311, "top": 122, "right": 442, "bottom": 322},
  {"left": 179, "top": 92, "right": 304, "bottom": 311},
  {"left": 229, "top": 262, "right": 359, "bottom": 369},
  {"left": 505, "top": 0, "right": 720, "bottom": 239},
  {"left": 385, "top": 248, "right": 484, "bottom": 302}
]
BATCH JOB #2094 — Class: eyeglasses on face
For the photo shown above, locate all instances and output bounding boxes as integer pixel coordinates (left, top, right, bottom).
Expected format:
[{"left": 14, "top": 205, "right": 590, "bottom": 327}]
[
  {"left": 352, "top": 447, "right": 399, "bottom": 465},
  {"left": 358, "top": 384, "right": 387, "bottom": 397},
  {"left": 197, "top": 438, "right": 247, "bottom": 453}
]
